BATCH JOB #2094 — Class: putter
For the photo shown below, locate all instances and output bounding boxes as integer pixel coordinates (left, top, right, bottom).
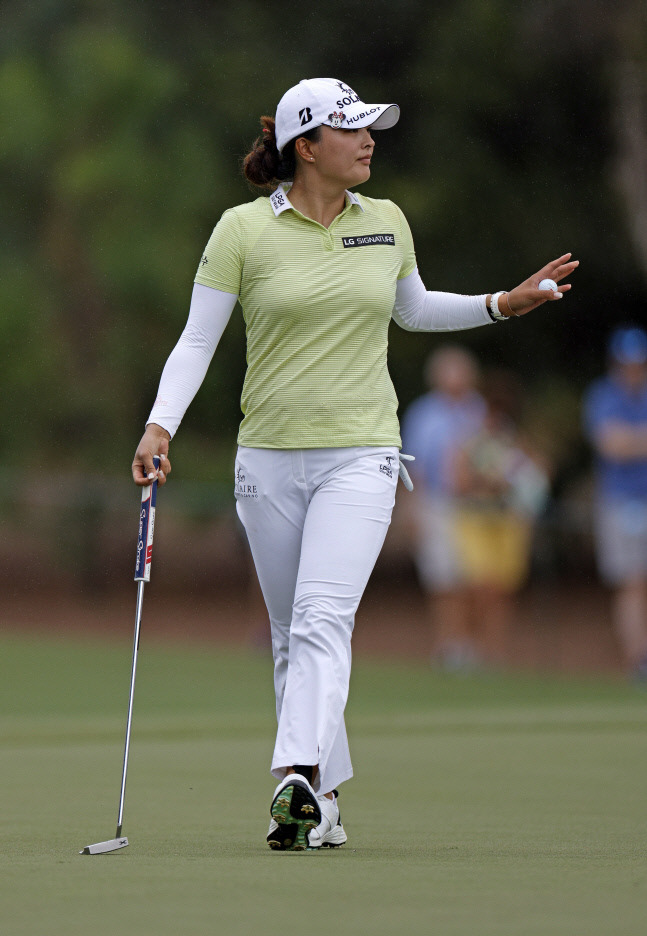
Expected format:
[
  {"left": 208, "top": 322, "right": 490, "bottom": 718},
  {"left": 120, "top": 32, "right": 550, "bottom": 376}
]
[{"left": 80, "top": 456, "right": 160, "bottom": 855}]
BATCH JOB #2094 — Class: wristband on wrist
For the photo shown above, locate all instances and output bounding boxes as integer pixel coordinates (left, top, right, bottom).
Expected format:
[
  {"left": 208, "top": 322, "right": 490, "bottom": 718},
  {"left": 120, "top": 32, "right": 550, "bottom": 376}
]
[{"left": 487, "top": 291, "right": 509, "bottom": 322}]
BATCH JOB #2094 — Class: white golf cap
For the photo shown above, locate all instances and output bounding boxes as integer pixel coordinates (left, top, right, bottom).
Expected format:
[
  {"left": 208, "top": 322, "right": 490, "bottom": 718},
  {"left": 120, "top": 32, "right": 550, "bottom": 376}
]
[{"left": 275, "top": 78, "right": 400, "bottom": 155}]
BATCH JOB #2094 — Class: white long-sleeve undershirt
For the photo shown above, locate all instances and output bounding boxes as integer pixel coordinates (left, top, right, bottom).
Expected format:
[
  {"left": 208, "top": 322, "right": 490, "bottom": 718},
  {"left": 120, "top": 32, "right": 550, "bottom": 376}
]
[
  {"left": 391, "top": 268, "right": 491, "bottom": 332},
  {"left": 147, "top": 270, "right": 493, "bottom": 438},
  {"left": 147, "top": 284, "right": 237, "bottom": 438}
]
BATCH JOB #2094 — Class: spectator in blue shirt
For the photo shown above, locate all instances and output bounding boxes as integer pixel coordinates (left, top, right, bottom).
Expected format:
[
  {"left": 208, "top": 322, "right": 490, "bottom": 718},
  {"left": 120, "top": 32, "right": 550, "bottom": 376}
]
[
  {"left": 401, "top": 345, "right": 485, "bottom": 669},
  {"left": 583, "top": 326, "right": 647, "bottom": 678}
]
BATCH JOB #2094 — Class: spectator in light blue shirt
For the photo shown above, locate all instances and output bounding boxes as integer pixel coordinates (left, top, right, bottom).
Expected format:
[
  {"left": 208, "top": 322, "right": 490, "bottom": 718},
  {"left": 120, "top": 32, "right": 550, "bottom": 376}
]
[
  {"left": 401, "top": 345, "right": 485, "bottom": 669},
  {"left": 583, "top": 326, "right": 647, "bottom": 678}
]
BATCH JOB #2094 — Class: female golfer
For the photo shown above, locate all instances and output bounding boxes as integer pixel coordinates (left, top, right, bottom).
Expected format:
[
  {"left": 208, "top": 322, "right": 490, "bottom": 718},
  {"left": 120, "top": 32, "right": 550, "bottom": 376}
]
[{"left": 132, "top": 77, "right": 578, "bottom": 851}]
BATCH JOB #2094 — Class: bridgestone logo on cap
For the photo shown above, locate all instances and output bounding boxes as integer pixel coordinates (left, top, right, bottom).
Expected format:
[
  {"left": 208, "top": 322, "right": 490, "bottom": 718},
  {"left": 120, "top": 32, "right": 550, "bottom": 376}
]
[{"left": 342, "top": 234, "right": 395, "bottom": 248}]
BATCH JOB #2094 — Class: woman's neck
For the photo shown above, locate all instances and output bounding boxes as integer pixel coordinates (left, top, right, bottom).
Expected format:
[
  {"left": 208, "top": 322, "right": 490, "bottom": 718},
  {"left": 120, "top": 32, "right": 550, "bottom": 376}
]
[{"left": 286, "top": 177, "right": 347, "bottom": 229}]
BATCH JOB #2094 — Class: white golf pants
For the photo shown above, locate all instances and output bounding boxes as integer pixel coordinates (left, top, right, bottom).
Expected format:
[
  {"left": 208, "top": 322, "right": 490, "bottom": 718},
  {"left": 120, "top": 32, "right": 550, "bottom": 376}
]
[{"left": 234, "top": 445, "right": 398, "bottom": 794}]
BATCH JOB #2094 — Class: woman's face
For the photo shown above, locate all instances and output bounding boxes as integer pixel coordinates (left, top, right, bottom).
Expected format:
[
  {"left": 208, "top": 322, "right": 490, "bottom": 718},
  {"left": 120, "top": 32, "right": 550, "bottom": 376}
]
[{"left": 305, "top": 125, "right": 375, "bottom": 188}]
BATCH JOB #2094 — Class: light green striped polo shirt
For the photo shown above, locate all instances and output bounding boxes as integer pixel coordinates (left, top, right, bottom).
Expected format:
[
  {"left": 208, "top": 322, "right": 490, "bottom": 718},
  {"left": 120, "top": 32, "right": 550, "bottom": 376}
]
[{"left": 195, "top": 183, "right": 417, "bottom": 448}]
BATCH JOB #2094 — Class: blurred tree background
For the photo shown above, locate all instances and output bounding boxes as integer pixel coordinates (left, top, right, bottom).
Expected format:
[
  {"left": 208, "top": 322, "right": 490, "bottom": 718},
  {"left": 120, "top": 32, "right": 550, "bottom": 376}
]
[{"left": 1, "top": 0, "right": 646, "bottom": 557}]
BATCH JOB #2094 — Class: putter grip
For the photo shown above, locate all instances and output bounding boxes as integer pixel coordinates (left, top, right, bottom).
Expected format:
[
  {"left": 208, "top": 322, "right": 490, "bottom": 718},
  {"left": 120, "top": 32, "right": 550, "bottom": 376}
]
[{"left": 134, "top": 455, "right": 160, "bottom": 582}]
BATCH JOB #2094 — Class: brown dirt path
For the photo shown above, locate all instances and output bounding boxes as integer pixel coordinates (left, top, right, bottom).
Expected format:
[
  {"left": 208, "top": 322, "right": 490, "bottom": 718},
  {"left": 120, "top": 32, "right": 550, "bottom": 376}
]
[{"left": 2, "top": 577, "right": 622, "bottom": 676}]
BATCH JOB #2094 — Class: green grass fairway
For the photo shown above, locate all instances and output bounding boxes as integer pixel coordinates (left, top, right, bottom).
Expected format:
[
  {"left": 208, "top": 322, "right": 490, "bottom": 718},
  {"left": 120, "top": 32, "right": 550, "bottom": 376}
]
[{"left": 2, "top": 631, "right": 646, "bottom": 936}]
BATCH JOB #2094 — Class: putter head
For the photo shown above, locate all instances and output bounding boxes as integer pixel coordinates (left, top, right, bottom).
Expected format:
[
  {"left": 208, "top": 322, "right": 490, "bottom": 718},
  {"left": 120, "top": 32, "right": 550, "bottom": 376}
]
[{"left": 80, "top": 837, "right": 129, "bottom": 855}]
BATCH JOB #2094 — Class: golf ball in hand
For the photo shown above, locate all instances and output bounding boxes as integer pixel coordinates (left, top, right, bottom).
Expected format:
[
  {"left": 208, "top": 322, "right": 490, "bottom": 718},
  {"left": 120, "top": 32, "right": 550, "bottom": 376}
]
[{"left": 538, "top": 278, "right": 558, "bottom": 292}]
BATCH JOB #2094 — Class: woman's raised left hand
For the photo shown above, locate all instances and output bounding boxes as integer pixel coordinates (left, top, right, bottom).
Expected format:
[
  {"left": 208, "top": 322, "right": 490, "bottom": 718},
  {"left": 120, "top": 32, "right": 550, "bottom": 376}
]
[{"left": 502, "top": 253, "right": 579, "bottom": 317}]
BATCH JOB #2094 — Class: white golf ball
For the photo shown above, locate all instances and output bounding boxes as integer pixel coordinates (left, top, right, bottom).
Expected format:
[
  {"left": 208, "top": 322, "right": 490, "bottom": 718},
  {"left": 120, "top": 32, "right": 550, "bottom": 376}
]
[{"left": 538, "top": 278, "right": 558, "bottom": 292}]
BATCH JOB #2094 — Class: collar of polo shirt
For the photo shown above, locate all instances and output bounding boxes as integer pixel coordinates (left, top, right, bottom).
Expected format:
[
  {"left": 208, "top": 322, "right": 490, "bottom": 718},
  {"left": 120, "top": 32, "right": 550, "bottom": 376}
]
[{"left": 269, "top": 182, "right": 364, "bottom": 218}]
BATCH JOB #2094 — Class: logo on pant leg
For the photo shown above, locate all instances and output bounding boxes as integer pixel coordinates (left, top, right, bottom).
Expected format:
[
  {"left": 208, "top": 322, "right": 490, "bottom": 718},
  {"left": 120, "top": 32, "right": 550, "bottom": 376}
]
[
  {"left": 379, "top": 455, "right": 396, "bottom": 479},
  {"left": 235, "top": 467, "right": 259, "bottom": 499}
]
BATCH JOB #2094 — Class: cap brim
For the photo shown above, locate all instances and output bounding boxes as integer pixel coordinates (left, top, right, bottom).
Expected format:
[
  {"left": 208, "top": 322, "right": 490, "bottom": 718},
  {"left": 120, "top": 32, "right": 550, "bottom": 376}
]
[
  {"left": 331, "top": 103, "right": 400, "bottom": 131},
  {"left": 613, "top": 354, "right": 647, "bottom": 364},
  {"left": 367, "top": 104, "right": 400, "bottom": 130}
]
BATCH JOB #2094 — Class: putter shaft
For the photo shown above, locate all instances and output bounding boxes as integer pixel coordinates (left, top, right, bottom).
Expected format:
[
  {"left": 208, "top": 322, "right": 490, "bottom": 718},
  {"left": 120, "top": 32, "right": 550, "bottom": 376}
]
[
  {"left": 80, "top": 460, "right": 159, "bottom": 855},
  {"left": 116, "top": 578, "right": 145, "bottom": 837}
]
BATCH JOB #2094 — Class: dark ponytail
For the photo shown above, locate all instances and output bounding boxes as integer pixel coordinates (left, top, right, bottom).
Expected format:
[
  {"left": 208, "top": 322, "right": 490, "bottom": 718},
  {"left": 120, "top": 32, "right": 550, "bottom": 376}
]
[{"left": 242, "top": 116, "right": 320, "bottom": 189}]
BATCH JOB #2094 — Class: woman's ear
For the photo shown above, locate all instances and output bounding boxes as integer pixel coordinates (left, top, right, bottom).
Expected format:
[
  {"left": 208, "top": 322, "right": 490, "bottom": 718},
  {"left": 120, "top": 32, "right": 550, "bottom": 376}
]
[{"left": 294, "top": 136, "right": 316, "bottom": 164}]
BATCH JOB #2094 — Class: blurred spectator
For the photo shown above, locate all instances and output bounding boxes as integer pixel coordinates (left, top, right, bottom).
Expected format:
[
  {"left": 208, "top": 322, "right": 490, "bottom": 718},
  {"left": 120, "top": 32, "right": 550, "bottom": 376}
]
[
  {"left": 583, "top": 326, "right": 647, "bottom": 680},
  {"left": 401, "top": 346, "right": 486, "bottom": 670},
  {"left": 452, "top": 372, "right": 549, "bottom": 667}
]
